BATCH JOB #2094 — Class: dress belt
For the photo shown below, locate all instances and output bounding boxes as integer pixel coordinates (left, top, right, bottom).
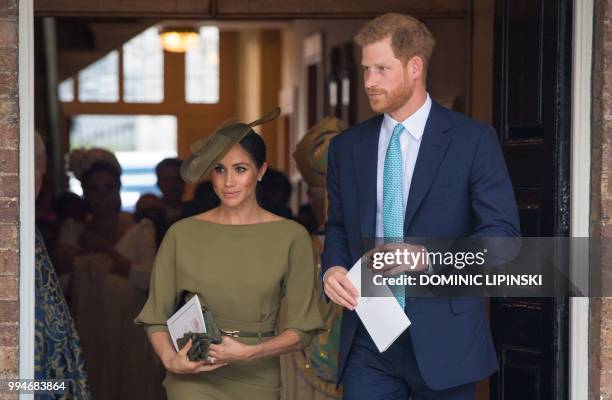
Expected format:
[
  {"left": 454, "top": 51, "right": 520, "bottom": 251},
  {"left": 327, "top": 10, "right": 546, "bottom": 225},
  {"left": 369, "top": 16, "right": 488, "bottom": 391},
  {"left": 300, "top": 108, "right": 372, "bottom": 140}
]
[
  {"left": 215, "top": 317, "right": 276, "bottom": 339},
  {"left": 220, "top": 329, "right": 275, "bottom": 339}
]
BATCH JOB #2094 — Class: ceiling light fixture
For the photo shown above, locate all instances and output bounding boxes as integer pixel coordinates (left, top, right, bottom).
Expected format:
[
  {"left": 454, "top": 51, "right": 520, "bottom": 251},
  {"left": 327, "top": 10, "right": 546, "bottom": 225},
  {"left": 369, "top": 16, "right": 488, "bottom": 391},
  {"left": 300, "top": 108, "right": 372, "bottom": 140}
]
[{"left": 159, "top": 27, "right": 199, "bottom": 53}]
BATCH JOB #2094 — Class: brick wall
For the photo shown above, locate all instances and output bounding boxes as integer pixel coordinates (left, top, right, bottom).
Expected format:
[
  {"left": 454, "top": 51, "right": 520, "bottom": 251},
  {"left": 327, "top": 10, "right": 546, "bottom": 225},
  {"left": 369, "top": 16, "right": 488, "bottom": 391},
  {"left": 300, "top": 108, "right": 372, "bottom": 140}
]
[
  {"left": 591, "top": 0, "right": 612, "bottom": 398},
  {"left": 0, "top": 0, "right": 19, "bottom": 396}
]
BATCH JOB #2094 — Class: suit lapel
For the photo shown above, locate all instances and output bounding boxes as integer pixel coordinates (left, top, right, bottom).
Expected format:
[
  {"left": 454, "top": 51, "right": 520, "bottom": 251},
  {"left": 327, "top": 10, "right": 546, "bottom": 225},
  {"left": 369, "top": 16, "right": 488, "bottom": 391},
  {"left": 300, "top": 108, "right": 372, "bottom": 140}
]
[
  {"left": 353, "top": 115, "right": 383, "bottom": 239},
  {"left": 404, "top": 102, "right": 454, "bottom": 232}
]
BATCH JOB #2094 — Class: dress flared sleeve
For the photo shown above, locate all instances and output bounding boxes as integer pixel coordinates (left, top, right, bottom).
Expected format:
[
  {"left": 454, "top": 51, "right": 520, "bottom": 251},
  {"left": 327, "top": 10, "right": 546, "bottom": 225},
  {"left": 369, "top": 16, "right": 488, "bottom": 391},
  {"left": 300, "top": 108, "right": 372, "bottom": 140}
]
[
  {"left": 282, "top": 227, "right": 325, "bottom": 348},
  {"left": 134, "top": 226, "right": 177, "bottom": 335}
]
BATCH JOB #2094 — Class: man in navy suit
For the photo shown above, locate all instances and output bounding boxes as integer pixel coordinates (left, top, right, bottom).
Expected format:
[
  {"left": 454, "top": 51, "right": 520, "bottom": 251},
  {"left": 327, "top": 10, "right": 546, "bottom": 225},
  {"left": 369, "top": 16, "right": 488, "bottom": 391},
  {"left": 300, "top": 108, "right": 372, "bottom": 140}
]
[{"left": 321, "top": 13, "right": 520, "bottom": 400}]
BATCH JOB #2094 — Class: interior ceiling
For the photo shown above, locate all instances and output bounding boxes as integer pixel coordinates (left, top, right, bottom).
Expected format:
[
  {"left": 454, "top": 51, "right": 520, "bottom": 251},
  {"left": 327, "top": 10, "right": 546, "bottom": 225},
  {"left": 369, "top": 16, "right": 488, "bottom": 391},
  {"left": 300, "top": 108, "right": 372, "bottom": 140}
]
[
  {"left": 52, "top": 18, "right": 292, "bottom": 81},
  {"left": 54, "top": 18, "right": 158, "bottom": 80}
]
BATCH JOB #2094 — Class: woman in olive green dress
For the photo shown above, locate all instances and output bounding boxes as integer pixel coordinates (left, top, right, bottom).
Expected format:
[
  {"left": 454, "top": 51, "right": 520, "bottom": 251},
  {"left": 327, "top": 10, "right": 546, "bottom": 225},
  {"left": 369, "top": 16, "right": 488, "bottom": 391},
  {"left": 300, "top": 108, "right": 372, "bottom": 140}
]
[{"left": 135, "top": 108, "right": 324, "bottom": 400}]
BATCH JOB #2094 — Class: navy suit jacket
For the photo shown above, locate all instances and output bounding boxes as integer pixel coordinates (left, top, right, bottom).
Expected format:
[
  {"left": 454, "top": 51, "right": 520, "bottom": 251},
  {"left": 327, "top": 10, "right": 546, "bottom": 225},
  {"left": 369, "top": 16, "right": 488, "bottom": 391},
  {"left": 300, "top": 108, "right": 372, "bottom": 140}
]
[{"left": 321, "top": 101, "right": 520, "bottom": 390}]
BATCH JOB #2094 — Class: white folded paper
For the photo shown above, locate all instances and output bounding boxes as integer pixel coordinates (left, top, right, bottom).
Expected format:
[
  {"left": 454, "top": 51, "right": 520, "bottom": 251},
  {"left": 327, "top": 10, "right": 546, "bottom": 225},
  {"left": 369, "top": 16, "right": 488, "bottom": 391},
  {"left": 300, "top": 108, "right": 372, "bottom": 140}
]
[
  {"left": 167, "top": 295, "right": 207, "bottom": 352},
  {"left": 347, "top": 258, "right": 411, "bottom": 352}
]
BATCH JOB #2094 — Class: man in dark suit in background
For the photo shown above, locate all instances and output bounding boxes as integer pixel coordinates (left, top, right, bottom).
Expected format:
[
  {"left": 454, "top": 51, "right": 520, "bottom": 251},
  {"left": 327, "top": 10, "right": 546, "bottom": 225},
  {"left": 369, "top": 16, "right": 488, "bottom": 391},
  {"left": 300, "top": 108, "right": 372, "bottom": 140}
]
[{"left": 321, "top": 13, "right": 520, "bottom": 400}]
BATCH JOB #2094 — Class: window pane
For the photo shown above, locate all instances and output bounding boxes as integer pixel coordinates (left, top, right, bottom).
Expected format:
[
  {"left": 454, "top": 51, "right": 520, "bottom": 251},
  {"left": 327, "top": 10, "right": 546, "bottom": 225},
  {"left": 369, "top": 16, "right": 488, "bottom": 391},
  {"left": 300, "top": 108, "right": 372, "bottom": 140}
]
[
  {"left": 185, "top": 27, "right": 220, "bottom": 104},
  {"left": 58, "top": 78, "right": 74, "bottom": 102},
  {"left": 78, "top": 51, "right": 119, "bottom": 102},
  {"left": 69, "top": 114, "right": 177, "bottom": 212},
  {"left": 123, "top": 27, "right": 164, "bottom": 103}
]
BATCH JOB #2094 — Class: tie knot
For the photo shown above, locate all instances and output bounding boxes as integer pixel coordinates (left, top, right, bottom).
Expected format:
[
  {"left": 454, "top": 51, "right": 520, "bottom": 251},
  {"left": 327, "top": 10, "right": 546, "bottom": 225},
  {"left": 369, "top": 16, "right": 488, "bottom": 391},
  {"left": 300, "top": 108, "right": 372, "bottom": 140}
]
[{"left": 392, "top": 123, "right": 405, "bottom": 137}]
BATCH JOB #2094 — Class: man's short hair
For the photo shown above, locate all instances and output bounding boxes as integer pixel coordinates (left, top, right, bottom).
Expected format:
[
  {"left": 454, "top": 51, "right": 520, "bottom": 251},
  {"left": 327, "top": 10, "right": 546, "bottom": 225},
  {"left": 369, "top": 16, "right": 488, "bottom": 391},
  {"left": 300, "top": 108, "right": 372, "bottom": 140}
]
[
  {"left": 155, "top": 158, "right": 182, "bottom": 176},
  {"left": 354, "top": 13, "right": 435, "bottom": 68}
]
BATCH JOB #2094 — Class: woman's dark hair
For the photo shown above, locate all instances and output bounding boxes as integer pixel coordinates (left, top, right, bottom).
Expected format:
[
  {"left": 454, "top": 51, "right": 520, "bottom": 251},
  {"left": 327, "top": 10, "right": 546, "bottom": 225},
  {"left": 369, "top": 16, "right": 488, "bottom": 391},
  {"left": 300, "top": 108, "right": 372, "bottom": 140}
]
[
  {"left": 81, "top": 161, "right": 122, "bottom": 188},
  {"left": 238, "top": 131, "right": 266, "bottom": 169}
]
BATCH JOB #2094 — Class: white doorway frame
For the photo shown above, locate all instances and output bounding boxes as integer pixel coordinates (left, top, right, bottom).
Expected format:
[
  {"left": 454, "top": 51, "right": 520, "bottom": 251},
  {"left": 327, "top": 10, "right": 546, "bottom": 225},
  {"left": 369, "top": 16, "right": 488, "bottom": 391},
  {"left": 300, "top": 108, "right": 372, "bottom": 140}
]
[
  {"left": 569, "top": 0, "right": 593, "bottom": 399},
  {"left": 18, "top": 0, "right": 35, "bottom": 400},
  {"left": 16, "top": 1, "right": 592, "bottom": 399}
]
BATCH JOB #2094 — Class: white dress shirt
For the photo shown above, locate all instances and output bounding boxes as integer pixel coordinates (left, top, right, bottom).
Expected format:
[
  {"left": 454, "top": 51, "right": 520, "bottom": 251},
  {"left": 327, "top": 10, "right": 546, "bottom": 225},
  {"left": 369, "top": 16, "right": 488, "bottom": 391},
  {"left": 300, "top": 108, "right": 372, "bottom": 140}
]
[{"left": 375, "top": 93, "right": 432, "bottom": 237}]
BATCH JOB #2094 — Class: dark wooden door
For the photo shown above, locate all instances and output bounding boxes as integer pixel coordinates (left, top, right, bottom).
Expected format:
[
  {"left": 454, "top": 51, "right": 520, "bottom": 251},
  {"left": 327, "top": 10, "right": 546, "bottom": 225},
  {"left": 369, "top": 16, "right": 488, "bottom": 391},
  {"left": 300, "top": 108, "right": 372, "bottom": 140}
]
[{"left": 491, "top": 0, "right": 572, "bottom": 399}]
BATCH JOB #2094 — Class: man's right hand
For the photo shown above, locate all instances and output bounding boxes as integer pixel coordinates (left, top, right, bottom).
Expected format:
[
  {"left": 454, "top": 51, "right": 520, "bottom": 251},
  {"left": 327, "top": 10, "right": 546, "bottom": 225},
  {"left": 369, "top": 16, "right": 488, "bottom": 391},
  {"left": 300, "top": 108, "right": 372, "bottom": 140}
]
[{"left": 323, "top": 266, "right": 359, "bottom": 310}]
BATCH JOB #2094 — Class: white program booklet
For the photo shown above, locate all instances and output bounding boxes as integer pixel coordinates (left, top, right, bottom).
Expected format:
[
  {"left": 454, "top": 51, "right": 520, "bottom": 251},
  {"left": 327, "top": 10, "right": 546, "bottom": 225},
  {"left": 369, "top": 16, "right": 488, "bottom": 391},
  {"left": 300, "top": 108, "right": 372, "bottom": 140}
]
[
  {"left": 347, "top": 258, "right": 411, "bottom": 352},
  {"left": 167, "top": 295, "right": 207, "bottom": 352}
]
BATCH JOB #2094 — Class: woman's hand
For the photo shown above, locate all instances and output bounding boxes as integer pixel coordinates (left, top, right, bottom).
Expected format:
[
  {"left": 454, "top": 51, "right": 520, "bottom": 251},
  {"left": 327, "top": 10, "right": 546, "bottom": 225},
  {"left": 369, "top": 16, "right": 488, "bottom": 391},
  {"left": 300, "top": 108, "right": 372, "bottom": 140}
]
[
  {"left": 207, "top": 336, "right": 257, "bottom": 363},
  {"left": 163, "top": 339, "right": 228, "bottom": 374}
]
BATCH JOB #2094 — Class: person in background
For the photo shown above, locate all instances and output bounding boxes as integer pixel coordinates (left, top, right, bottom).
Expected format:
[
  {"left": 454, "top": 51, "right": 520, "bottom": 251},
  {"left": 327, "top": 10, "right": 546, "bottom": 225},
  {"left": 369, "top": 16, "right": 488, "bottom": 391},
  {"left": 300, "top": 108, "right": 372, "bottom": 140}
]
[
  {"left": 34, "top": 144, "right": 58, "bottom": 245},
  {"left": 155, "top": 158, "right": 186, "bottom": 225},
  {"left": 180, "top": 180, "right": 221, "bottom": 219},
  {"left": 34, "top": 132, "right": 92, "bottom": 399},
  {"left": 296, "top": 203, "right": 318, "bottom": 235},
  {"left": 55, "top": 192, "right": 88, "bottom": 225},
  {"left": 257, "top": 167, "right": 294, "bottom": 219},
  {"left": 280, "top": 116, "right": 346, "bottom": 400},
  {"left": 135, "top": 193, "right": 169, "bottom": 249},
  {"left": 55, "top": 151, "right": 136, "bottom": 284},
  {"left": 44, "top": 192, "right": 88, "bottom": 274},
  {"left": 56, "top": 148, "right": 165, "bottom": 400}
]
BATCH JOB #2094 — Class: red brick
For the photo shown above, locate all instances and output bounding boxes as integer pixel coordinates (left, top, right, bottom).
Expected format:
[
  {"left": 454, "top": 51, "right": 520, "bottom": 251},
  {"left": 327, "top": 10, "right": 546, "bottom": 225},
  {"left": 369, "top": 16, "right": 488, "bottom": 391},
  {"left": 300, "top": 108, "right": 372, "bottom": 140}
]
[
  {"left": 0, "top": 100, "right": 17, "bottom": 121},
  {"left": 0, "top": 324, "right": 17, "bottom": 347},
  {"left": 0, "top": 151, "right": 17, "bottom": 174},
  {"left": 0, "top": 346, "right": 17, "bottom": 376},
  {"left": 0, "top": 175, "right": 17, "bottom": 199},
  {"left": 602, "top": 347, "right": 612, "bottom": 372},
  {"left": 0, "top": 26, "right": 93, "bottom": 378},
  {"left": 603, "top": 298, "right": 612, "bottom": 319},
  {"left": 0, "top": 19, "right": 17, "bottom": 48},
  {"left": 601, "top": 372, "right": 612, "bottom": 393},
  {"left": 602, "top": 323, "right": 612, "bottom": 348},
  {"left": 0, "top": 72, "right": 17, "bottom": 99},
  {"left": 0, "top": 224, "right": 17, "bottom": 249},
  {"left": 0, "top": 276, "right": 17, "bottom": 301},
  {"left": 0, "top": 48, "right": 16, "bottom": 77},
  {"left": 603, "top": 199, "right": 612, "bottom": 222},
  {"left": 605, "top": 173, "right": 612, "bottom": 198},
  {"left": 0, "top": 119, "right": 17, "bottom": 149},
  {"left": 604, "top": 121, "right": 612, "bottom": 144},
  {"left": 604, "top": 144, "right": 612, "bottom": 173},
  {"left": 0, "top": 250, "right": 16, "bottom": 275},
  {"left": 604, "top": 91, "right": 612, "bottom": 122},
  {"left": 0, "top": 301, "right": 17, "bottom": 323},
  {"left": 0, "top": 201, "right": 16, "bottom": 223},
  {"left": 0, "top": 1, "right": 16, "bottom": 19}
]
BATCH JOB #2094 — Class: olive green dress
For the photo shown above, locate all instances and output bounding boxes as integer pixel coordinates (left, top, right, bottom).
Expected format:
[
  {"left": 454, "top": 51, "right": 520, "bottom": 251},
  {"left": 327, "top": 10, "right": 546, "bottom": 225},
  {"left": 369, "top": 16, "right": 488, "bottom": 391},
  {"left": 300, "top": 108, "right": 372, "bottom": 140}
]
[{"left": 135, "top": 218, "right": 324, "bottom": 400}]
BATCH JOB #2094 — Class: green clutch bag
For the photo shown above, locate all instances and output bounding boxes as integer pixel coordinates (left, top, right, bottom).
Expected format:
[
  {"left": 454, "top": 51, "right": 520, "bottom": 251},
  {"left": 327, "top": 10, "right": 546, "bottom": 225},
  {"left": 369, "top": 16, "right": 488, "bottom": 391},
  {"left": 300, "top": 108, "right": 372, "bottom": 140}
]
[{"left": 175, "top": 291, "right": 222, "bottom": 361}]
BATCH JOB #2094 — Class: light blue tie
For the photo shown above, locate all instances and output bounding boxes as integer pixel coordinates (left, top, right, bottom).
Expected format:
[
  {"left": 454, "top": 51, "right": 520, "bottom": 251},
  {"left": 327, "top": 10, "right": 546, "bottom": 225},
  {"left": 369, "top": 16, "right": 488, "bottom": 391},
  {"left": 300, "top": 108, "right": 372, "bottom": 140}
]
[{"left": 383, "top": 123, "right": 406, "bottom": 309}]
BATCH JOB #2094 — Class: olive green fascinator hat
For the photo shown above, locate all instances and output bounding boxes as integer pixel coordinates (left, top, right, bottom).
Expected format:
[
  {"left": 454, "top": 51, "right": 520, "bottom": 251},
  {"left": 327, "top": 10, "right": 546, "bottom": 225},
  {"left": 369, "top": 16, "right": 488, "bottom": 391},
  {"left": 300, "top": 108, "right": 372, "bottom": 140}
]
[
  {"left": 180, "top": 107, "right": 281, "bottom": 183},
  {"left": 293, "top": 116, "right": 345, "bottom": 188}
]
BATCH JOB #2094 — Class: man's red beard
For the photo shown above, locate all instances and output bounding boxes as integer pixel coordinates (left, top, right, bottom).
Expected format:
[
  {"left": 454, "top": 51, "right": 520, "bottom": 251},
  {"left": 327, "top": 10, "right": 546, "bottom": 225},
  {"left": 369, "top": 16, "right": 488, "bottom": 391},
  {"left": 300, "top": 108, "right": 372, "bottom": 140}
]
[{"left": 367, "top": 82, "right": 413, "bottom": 115}]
